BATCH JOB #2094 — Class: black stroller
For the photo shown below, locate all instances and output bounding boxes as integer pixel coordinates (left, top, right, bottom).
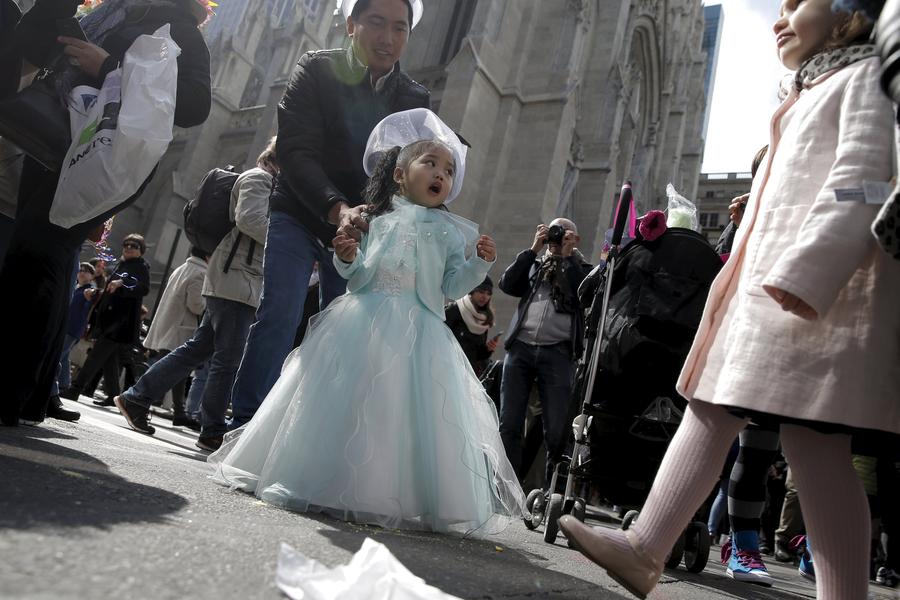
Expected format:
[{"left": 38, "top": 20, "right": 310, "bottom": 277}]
[{"left": 523, "top": 183, "right": 722, "bottom": 573}]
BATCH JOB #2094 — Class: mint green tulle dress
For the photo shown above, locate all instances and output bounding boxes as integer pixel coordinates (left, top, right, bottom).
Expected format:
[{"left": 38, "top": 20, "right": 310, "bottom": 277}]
[{"left": 209, "top": 198, "right": 525, "bottom": 536}]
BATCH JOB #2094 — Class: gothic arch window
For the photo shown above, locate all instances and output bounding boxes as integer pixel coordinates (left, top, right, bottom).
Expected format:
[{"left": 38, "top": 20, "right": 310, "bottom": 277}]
[
  {"left": 440, "top": 0, "right": 477, "bottom": 64},
  {"left": 240, "top": 69, "right": 265, "bottom": 108}
]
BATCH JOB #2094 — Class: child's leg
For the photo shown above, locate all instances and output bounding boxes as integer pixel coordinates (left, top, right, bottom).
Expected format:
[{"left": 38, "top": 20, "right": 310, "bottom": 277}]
[
  {"left": 628, "top": 400, "right": 748, "bottom": 563},
  {"left": 780, "top": 424, "right": 870, "bottom": 600},
  {"left": 728, "top": 424, "right": 780, "bottom": 535}
]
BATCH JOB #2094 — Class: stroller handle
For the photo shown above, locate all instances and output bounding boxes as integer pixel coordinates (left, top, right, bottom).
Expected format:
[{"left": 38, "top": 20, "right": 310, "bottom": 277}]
[{"left": 611, "top": 182, "right": 633, "bottom": 248}]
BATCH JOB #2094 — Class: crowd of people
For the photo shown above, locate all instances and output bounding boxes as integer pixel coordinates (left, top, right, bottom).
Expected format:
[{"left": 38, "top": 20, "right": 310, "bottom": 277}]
[{"left": 1, "top": 0, "right": 899, "bottom": 597}]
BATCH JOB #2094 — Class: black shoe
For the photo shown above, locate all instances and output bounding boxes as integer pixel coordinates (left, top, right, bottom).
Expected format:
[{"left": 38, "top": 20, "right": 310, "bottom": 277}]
[
  {"left": 196, "top": 436, "right": 222, "bottom": 452},
  {"left": 113, "top": 395, "right": 155, "bottom": 435},
  {"left": 59, "top": 387, "right": 80, "bottom": 401},
  {"left": 774, "top": 540, "right": 794, "bottom": 563},
  {"left": 47, "top": 396, "right": 80, "bottom": 422},
  {"left": 92, "top": 398, "right": 115, "bottom": 407},
  {"left": 173, "top": 415, "right": 201, "bottom": 431}
]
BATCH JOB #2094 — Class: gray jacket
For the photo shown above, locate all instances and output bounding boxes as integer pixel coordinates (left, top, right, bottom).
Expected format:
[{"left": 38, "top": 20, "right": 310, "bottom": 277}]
[{"left": 202, "top": 167, "right": 271, "bottom": 308}]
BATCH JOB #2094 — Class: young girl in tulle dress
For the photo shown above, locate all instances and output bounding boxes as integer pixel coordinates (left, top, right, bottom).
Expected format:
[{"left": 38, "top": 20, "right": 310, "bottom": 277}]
[
  {"left": 560, "top": 2, "right": 900, "bottom": 598},
  {"left": 210, "top": 109, "right": 524, "bottom": 536}
]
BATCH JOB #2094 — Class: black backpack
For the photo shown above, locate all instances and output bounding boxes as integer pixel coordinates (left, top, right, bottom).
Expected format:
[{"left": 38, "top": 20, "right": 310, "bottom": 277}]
[{"left": 183, "top": 167, "right": 240, "bottom": 256}]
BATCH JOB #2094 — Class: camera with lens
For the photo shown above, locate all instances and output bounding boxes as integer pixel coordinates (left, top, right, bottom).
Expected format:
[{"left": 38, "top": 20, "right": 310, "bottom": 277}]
[{"left": 547, "top": 224, "right": 566, "bottom": 245}]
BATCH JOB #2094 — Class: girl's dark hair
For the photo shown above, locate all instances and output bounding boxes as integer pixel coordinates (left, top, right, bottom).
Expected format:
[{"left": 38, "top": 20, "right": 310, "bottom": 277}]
[
  {"left": 475, "top": 299, "right": 495, "bottom": 328},
  {"left": 363, "top": 140, "right": 451, "bottom": 217},
  {"left": 751, "top": 145, "right": 768, "bottom": 179},
  {"left": 351, "top": 0, "right": 413, "bottom": 28}
]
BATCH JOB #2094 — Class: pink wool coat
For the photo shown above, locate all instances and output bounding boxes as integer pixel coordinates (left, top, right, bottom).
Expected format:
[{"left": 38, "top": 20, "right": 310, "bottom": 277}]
[{"left": 677, "top": 57, "right": 900, "bottom": 435}]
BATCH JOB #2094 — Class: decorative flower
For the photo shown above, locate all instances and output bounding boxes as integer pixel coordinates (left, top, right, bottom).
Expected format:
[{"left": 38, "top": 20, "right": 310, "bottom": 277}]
[
  {"left": 76, "top": 0, "right": 104, "bottom": 18},
  {"left": 94, "top": 217, "right": 117, "bottom": 262},
  {"left": 195, "top": 0, "right": 218, "bottom": 26}
]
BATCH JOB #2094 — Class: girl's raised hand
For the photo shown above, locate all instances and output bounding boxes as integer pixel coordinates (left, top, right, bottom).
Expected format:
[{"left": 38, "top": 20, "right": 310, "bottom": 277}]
[
  {"left": 333, "top": 232, "right": 359, "bottom": 264},
  {"left": 476, "top": 235, "right": 496, "bottom": 262},
  {"left": 764, "top": 285, "right": 818, "bottom": 321}
]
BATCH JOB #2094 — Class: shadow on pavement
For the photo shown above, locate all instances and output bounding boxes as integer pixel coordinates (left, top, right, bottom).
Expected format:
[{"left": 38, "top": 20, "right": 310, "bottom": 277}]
[
  {"left": 662, "top": 569, "right": 814, "bottom": 599},
  {"left": 0, "top": 428, "right": 188, "bottom": 531},
  {"left": 308, "top": 514, "right": 621, "bottom": 599}
]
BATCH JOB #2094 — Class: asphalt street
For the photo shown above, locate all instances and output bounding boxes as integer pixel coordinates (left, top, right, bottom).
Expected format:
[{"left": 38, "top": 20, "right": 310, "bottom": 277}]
[{"left": 1, "top": 398, "right": 897, "bottom": 600}]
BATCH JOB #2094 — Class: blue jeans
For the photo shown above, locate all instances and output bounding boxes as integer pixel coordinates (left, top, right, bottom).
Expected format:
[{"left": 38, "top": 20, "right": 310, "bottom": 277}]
[
  {"left": 228, "top": 210, "right": 345, "bottom": 429},
  {"left": 121, "top": 297, "right": 256, "bottom": 438},
  {"left": 185, "top": 360, "right": 208, "bottom": 421},
  {"left": 50, "top": 334, "right": 80, "bottom": 396},
  {"left": 499, "top": 340, "right": 575, "bottom": 487}
]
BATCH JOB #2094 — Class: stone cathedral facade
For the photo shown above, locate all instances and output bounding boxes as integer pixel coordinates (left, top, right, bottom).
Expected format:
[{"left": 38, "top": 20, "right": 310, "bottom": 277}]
[{"left": 107, "top": 0, "right": 710, "bottom": 323}]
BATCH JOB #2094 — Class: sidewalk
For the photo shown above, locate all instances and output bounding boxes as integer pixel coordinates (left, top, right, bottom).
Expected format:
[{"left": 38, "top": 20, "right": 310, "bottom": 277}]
[{"left": 0, "top": 399, "right": 895, "bottom": 600}]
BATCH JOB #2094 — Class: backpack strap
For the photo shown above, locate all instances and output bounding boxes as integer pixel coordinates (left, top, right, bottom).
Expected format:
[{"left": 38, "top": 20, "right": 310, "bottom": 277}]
[
  {"left": 224, "top": 170, "right": 273, "bottom": 272},
  {"left": 223, "top": 231, "right": 243, "bottom": 274}
]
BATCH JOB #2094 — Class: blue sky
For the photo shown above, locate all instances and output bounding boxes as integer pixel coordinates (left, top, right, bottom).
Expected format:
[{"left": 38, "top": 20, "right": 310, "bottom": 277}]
[{"left": 702, "top": 1, "right": 789, "bottom": 173}]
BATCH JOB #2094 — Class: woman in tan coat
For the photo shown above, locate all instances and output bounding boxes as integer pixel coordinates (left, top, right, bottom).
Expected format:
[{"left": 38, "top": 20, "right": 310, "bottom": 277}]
[{"left": 560, "top": 2, "right": 900, "bottom": 599}]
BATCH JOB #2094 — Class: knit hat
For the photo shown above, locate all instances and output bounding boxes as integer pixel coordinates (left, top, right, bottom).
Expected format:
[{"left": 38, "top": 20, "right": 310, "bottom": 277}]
[{"left": 472, "top": 276, "right": 493, "bottom": 294}]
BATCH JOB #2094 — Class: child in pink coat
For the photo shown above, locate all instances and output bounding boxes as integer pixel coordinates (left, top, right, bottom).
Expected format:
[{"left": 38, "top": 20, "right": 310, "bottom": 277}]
[{"left": 561, "top": 2, "right": 900, "bottom": 599}]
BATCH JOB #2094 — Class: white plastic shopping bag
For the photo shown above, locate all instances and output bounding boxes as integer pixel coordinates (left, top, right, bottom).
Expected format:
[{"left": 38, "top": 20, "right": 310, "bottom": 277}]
[
  {"left": 275, "top": 538, "right": 463, "bottom": 600},
  {"left": 50, "top": 25, "right": 180, "bottom": 228}
]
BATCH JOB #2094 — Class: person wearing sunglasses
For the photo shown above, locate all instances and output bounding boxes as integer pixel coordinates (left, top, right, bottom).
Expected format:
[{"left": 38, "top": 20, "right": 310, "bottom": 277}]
[{"left": 61, "top": 234, "right": 150, "bottom": 408}]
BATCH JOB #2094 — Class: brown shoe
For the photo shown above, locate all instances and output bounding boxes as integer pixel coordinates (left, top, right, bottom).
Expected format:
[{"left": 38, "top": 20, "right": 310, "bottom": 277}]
[{"left": 559, "top": 515, "right": 662, "bottom": 599}]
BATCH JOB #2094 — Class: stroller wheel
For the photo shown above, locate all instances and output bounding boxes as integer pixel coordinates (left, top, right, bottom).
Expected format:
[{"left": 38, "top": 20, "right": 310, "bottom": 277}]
[
  {"left": 566, "top": 499, "right": 588, "bottom": 548},
  {"left": 665, "top": 533, "right": 685, "bottom": 569},
  {"left": 621, "top": 510, "right": 640, "bottom": 531},
  {"left": 543, "top": 493, "right": 564, "bottom": 544},
  {"left": 524, "top": 489, "right": 543, "bottom": 530},
  {"left": 682, "top": 521, "right": 711, "bottom": 573},
  {"left": 573, "top": 498, "right": 587, "bottom": 522}
]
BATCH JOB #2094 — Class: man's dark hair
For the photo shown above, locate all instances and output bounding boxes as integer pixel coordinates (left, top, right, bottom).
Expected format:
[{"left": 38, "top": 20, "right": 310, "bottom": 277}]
[
  {"left": 351, "top": 0, "right": 413, "bottom": 28},
  {"left": 190, "top": 246, "right": 208, "bottom": 259}
]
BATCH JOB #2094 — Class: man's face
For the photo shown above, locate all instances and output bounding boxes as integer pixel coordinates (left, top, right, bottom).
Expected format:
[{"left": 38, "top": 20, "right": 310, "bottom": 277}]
[
  {"left": 548, "top": 218, "right": 579, "bottom": 255},
  {"left": 347, "top": 0, "right": 410, "bottom": 79},
  {"left": 122, "top": 240, "right": 143, "bottom": 260}
]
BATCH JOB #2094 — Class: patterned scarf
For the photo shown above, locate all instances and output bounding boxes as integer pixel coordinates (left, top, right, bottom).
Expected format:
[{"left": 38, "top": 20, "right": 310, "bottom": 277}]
[{"left": 794, "top": 44, "right": 877, "bottom": 91}]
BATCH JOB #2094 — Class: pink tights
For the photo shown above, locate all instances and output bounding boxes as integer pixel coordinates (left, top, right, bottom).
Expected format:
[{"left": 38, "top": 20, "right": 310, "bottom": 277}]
[{"left": 630, "top": 400, "right": 870, "bottom": 600}]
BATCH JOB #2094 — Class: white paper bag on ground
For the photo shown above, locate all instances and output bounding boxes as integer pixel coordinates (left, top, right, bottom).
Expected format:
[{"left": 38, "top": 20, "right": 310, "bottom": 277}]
[
  {"left": 276, "top": 538, "right": 462, "bottom": 600},
  {"left": 50, "top": 25, "right": 180, "bottom": 228}
]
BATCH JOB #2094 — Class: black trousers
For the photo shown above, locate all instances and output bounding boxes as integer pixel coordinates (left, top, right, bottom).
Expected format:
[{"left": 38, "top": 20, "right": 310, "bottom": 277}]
[
  {"left": 0, "top": 157, "right": 148, "bottom": 425},
  {"left": 0, "top": 160, "right": 82, "bottom": 424},
  {"left": 71, "top": 336, "right": 125, "bottom": 400}
]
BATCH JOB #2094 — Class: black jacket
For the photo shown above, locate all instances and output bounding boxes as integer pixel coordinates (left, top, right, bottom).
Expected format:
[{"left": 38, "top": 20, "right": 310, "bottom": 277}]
[
  {"left": 14, "top": 0, "right": 211, "bottom": 129},
  {"left": 444, "top": 301, "right": 492, "bottom": 376},
  {"left": 271, "top": 47, "right": 430, "bottom": 245},
  {"left": 498, "top": 250, "right": 593, "bottom": 359},
  {"left": 92, "top": 256, "right": 150, "bottom": 344}
]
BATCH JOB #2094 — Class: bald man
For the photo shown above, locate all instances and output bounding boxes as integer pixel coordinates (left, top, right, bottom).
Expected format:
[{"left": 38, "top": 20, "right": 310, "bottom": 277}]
[{"left": 497, "top": 218, "right": 593, "bottom": 487}]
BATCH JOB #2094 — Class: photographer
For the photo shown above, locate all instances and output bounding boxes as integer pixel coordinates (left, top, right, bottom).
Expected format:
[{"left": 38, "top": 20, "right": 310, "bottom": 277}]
[{"left": 498, "top": 218, "right": 592, "bottom": 486}]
